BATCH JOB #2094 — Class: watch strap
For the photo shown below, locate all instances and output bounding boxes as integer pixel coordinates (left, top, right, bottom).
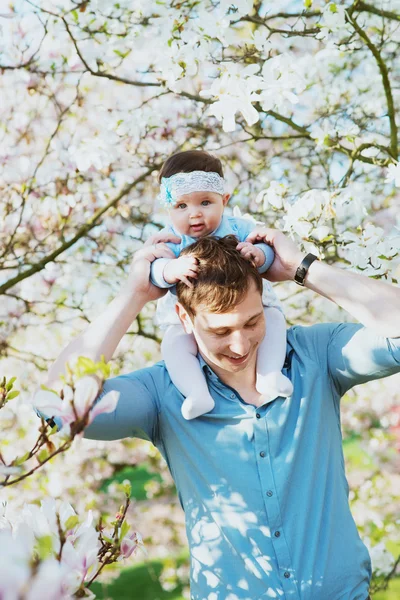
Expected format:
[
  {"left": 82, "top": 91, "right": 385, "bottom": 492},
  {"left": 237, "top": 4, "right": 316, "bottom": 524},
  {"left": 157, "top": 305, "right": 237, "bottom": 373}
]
[{"left": 294, "top": 253, "right": 318, "bottom": 286}]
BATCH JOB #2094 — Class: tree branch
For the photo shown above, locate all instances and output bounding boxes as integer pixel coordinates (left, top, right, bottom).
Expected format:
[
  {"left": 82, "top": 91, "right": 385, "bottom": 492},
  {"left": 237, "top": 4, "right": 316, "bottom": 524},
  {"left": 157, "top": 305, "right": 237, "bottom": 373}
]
[
  {"left": 347, "top": 6, "right": 398, "bottom": 157},
  {"left": 0, "top": 168, "right": 159, "bottom": 295},
  {"left": 354, "top": 1, "right": 400, "bottom": 22},
  {"left": 62, "top": 16, "right": 160, "bottom": 87}
]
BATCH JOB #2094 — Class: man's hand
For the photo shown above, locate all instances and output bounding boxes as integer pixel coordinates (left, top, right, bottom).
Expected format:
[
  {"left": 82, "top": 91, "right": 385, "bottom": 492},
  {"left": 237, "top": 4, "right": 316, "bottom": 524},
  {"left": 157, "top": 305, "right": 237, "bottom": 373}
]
[
  {"left": 163, "top": 255, "right": 199, "bottom": 288},
  {"left": 245, "top": 227, "right": 305, "bottom": 282},
  {"left": 236, "top": 242, "right": 266, "bottom": 268},
  {"left": 124, "top": 232, "right": 181, "bottom": 301}
]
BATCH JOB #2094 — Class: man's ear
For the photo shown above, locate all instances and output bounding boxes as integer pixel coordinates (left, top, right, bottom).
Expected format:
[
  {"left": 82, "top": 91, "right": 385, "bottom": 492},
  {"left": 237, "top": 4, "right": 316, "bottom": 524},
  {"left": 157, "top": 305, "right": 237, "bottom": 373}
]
[
  {"left": 222, "top": 193, "right": 230, "bottom": 207},
  {"left": 175, "top": 302, "right": 194, "bottom": 334}
]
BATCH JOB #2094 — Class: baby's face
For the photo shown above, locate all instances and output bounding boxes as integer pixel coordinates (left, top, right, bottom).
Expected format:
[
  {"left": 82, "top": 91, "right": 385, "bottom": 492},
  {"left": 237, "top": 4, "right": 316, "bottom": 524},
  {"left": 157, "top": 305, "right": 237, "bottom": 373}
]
[{"left": 169, "top": 191, "right": 229, "bottom": 238}]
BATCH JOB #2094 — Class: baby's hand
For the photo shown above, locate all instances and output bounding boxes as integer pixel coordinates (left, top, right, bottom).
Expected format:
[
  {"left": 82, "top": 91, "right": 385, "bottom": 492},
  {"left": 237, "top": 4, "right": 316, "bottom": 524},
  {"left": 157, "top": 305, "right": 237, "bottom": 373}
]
[
  {"left": 236, "top": 242, "right": 265, "bottom": 268},
  {"left": 163, "top": 255, "right": 199, "bottom": 287}
]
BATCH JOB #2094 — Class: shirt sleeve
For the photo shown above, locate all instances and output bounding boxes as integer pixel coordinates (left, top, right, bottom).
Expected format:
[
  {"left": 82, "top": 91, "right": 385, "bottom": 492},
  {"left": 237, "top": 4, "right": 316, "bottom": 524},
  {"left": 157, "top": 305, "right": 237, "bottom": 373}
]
[
  {"left": 293, "top": 322, "right": 400, "bottom": 397},
  {"left": 256, "top": 243, "right": 275, "bottom": 274},
  {"left": 83, "top": 368, "right": 161, "bottom": 444},
  {"left": 150, "top": 258, "right": 175, "bottom": 288},
  {"left": 326, "top": 323, "right": 400, "bottom": 396},
  {"left": 149, "top": 227, "right": 182, "bottom": 288}
]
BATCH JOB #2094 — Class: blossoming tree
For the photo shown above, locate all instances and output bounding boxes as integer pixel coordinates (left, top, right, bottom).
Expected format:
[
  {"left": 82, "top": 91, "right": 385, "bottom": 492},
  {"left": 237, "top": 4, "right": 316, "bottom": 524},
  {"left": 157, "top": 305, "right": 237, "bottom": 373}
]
[{"left": 1, "top": 0, "right": 400, "bottom": 596}]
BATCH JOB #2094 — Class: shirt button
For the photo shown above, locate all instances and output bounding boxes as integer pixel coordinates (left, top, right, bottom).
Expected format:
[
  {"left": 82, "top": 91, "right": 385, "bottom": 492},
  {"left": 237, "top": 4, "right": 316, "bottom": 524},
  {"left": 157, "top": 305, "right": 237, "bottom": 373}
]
[
  {"left": 274, "top": 531, "right": 280, "bottom": 538},
  {"left": 256, "top": 413, "right": 261, "bottom": 419},
  {"left": 266, "top": 490, "right": 273, "bottom": 497},
  {"left": 230, "top": 393, "right": 235, "bottom": 399},
  {"left": 284, "top": 572, "right": 290, "bottom": 578},
  {"left": 259, "top": 451, "right": 265, "bottom": 458}
]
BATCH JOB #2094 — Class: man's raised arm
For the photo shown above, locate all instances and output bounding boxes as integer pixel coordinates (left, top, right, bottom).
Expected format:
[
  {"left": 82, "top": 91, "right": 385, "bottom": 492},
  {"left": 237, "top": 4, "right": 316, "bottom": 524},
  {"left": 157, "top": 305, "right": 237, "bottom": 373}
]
[
  {"left": 245, "top": 227, "right": 400, "bottom": 339},
  {"left": 43, "top": 235, "right": 180, "bottom": 389}
]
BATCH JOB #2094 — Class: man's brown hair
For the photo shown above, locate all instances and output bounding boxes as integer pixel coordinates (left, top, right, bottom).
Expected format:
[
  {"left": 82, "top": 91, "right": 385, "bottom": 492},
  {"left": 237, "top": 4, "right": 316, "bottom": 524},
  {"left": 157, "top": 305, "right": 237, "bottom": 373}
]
[
  {"left": 176, "top": 235, "right": 263, "bottom": 318},
  {"left": 158, "top": 150, "right": 224, "bottom": 182}
]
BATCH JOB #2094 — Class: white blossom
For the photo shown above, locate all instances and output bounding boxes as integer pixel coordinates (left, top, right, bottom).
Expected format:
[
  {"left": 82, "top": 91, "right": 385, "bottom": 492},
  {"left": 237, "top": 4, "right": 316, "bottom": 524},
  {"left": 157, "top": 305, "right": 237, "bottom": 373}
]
[{"left": 385, "top": 162, "right": 400, "bottom": 186}]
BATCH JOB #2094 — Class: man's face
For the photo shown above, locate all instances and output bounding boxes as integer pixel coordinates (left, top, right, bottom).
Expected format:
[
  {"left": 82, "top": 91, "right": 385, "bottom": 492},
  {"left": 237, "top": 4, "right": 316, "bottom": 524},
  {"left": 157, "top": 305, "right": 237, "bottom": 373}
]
[{"left": 177, "top": 280, "right": 265, "bottom": 376}]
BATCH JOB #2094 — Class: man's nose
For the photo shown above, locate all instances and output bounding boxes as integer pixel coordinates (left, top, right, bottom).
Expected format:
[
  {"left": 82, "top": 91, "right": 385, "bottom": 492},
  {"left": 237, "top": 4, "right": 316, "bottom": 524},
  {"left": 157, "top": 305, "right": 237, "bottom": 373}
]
[{"left": 228, "top": 331, "right": 250, "bottom": 356}]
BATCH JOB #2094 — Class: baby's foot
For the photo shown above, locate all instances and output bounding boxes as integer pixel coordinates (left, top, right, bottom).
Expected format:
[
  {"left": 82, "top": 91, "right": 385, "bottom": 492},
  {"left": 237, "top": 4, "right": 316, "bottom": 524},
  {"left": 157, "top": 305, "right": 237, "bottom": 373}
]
[
  {"left": 256, "top": 371, "right": 293, "bottom": 403},
  {"left": 181, "top": 394, "right": 215, "bottom": 420}
]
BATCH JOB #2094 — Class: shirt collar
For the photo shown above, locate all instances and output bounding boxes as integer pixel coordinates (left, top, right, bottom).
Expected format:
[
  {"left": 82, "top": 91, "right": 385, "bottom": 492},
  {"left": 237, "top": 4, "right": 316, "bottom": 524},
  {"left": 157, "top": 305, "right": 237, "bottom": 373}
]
[{"left": 198, "top": 353, "right": 219, "bottom": 382}]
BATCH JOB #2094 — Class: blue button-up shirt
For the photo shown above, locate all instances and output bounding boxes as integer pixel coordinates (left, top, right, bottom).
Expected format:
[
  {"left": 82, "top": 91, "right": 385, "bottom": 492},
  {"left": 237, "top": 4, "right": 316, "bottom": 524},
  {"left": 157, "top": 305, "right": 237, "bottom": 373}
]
[{"left": 84, "top": 323, "right": 400, "bottom": 600}]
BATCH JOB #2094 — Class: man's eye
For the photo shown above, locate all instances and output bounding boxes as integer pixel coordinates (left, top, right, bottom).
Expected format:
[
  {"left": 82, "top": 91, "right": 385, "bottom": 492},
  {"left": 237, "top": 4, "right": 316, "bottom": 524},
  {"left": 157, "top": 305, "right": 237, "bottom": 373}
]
[
  {"left": 246, "top": 321, "right": 258, "bottom": 328},
  {"left": 214, "top": 330, "right": 228, "bottom": 336}
]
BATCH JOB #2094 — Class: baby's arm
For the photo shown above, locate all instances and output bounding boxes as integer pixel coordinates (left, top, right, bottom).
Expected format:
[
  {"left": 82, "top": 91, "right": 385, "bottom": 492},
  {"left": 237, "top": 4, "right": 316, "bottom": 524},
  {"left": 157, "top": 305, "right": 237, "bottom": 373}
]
[
  {"left": 162, "top": 325, "right": 215, "bottom": 420},
  {"left": 150, "top": 255, "right": 199, "bottom": 288}
]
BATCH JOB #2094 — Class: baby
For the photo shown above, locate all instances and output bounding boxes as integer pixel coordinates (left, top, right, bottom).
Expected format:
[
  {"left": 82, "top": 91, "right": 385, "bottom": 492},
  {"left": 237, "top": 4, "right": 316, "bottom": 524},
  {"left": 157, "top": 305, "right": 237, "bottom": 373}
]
[{"left": 150, "top": 150, "right": 293, "bottom": 420}]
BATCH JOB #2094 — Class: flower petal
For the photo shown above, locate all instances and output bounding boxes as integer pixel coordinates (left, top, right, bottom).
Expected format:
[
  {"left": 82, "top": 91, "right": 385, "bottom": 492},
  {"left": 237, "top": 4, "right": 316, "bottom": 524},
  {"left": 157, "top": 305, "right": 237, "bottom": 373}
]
[{"left": 88, "top": 391, "right": 120, "bottom": 424}]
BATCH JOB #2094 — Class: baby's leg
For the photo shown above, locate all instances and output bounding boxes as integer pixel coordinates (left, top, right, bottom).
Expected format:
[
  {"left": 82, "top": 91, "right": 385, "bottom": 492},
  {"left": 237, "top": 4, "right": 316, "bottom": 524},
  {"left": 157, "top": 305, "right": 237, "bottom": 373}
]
[
  {"left": 256, "top": 307, "right": 294, "bottom": 402},
  {"left": 162, "top": 324, "right": 215, "bottom": 420}
]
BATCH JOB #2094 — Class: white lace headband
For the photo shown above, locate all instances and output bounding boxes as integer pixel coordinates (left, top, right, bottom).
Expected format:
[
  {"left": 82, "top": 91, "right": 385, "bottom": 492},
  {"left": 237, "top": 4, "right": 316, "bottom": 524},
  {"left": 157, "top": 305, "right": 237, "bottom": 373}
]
[{"left": 158, "top": 171, "right": 225, "bottom": 206}]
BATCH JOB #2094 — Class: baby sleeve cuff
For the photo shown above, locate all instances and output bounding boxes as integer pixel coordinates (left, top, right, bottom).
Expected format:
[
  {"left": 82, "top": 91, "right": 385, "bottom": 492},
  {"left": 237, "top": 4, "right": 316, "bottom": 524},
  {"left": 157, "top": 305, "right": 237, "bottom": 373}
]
[{"left": 256, "top": 242, "right": 275, "bottom": 274}]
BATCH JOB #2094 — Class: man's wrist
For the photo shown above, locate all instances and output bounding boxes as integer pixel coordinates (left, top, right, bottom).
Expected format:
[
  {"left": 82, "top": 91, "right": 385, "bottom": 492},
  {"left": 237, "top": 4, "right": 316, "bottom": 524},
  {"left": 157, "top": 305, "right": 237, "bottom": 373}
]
[{"left": 293, "top": 253, "right": 319, "bottom": 286}]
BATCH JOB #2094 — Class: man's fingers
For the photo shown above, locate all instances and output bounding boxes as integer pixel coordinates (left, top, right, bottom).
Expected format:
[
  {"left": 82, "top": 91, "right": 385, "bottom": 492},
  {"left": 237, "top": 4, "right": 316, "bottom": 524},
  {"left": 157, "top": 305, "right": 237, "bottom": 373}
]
[
  {"left": 245, "top": 227, "right": 275, "bottom": 245},
  {"left": 153, "top": 243, "right": 176, "bottom": 259},
  {"left": 144, "top": 232, "right": 181, "bottom": 246}
]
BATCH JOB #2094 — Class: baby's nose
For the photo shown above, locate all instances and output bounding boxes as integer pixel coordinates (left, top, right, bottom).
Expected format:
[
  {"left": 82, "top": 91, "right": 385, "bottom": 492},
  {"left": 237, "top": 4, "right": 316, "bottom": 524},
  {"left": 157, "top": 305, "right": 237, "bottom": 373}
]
[{"left": 189, "top": 207, "right": 202, "bottom": 217}]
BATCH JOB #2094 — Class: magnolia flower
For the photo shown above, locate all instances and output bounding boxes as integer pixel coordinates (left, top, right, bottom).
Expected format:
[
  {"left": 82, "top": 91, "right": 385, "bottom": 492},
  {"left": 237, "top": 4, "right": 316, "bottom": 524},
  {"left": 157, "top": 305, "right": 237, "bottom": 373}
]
[
  {"left": 61, "top": 528, "right": 100, "bottom": 581},
  {"left": 200, "top": 63, "right": 262, "bottom": 132},
  {"left": 0, "top": 528, "right": 32, "bottom": 598},
  {"left": 309, "top": 120, "right": 335, "bottom": 147},
  {"left": 25, "top": 558, "right": 67, "bottom": 600},
  {"left": 68, "top": 137, "right": 117, "bottom": 172},
  {"left": 120, "top": 530, "right": 144, "bottom": 559},
  {"left": 256, "top": 182, "right": 287, "bottom": 211},
  {"left": 252, "top": 30, "right": 272, "bottom": 54},
  {"left": 365, "top": 539, "right": 395, "bottom": 576},
  {"left": 316, "top": 3, "right": 352, "bottom": 40},
  {"left": 312, "top": 225, "right": 331, "bottom": 242},
  {"left": 33, "top": 377, "right": 120, "bottom": 428},
  {"left": 259, "top": 54, "right": 305, "bottom": 112},
  {"left": 385, "top": 162, "right": 400, "bottom": 187}
]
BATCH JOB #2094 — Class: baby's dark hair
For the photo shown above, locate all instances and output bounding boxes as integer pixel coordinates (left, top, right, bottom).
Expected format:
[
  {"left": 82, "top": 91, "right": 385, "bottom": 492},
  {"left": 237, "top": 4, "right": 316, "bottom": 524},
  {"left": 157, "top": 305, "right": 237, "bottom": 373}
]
[{"left": 158, "top": 150, "right": 224, "bottom": 183}]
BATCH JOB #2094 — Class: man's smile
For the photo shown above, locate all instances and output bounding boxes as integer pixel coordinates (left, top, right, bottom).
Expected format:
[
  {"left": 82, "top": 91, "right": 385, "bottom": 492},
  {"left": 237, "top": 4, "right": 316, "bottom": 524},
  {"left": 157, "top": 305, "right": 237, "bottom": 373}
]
[{"left": 223, "top": 352, "right": 250, "bottom": 365}]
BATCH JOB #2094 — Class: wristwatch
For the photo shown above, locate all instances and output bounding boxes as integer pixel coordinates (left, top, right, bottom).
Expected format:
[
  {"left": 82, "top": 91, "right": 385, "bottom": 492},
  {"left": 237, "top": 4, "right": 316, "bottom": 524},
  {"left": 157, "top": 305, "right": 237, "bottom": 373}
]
[{"left": 294, "top": 253, "right": 318, "bottom": 286}]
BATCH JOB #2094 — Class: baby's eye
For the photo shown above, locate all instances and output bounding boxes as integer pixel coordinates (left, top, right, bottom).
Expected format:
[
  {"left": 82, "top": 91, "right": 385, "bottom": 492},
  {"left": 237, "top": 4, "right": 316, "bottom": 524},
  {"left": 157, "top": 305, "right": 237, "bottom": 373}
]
[
  {"left": 201, "top": 200, "right": 211, "bottom": 206},
  {"left": 176, "top": 203, "right": 187, "bottom": 209}
]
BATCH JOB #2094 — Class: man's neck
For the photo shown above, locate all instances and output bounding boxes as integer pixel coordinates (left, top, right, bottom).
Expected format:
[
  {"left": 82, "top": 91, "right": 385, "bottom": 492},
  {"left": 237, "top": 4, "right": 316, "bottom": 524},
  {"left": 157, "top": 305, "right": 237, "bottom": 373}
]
[{"left": 202, "top": 354, "right": 258, "bottom": 396}]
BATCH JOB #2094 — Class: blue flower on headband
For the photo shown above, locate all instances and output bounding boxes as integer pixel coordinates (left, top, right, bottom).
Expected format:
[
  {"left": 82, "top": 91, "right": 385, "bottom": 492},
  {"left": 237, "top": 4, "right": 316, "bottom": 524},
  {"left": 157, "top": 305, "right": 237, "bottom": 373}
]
[{"left": 159, "top": 177, "right": 177, "bottom": 206}]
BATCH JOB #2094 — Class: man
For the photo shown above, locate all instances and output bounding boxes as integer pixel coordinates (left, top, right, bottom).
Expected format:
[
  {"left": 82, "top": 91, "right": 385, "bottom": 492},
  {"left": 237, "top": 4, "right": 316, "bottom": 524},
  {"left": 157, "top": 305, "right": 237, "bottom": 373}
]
[{"left": 41, "top": 228, "right": 400, "bottom": 600}]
